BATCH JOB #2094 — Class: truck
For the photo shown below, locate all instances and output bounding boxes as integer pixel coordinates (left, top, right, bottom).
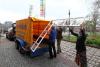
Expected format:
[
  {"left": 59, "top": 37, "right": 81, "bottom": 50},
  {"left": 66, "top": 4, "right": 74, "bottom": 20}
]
[{"left": 15, "top": 17, "right": 52, "bottom": 57}]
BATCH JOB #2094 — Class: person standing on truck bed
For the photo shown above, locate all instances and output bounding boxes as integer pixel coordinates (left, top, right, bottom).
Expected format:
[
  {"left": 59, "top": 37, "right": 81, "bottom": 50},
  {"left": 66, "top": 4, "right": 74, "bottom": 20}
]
[{"left": 48, "top": 26, "right": 57, "bottom": 59}]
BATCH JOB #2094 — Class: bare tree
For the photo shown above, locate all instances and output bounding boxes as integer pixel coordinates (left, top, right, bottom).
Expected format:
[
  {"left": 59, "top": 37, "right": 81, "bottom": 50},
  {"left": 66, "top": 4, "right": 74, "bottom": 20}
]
[
  {"left": 92, "top": 0, "right": 100, "bottom": 34},
  {"left": 94, "top": 0, "right": 100, "bottom": 8}
]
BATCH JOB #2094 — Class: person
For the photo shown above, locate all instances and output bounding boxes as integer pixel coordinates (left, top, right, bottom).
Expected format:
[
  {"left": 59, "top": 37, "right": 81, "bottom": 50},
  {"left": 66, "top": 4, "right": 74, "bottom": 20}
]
[
  {"left": 56, "top": 27, "right": 63, "bottom": 54},
  {"left": 69, "top": 26, "right": 87, "bottom": 67},
  {"left": 48, "top": 26, "right": 57, "bottom": 59}
]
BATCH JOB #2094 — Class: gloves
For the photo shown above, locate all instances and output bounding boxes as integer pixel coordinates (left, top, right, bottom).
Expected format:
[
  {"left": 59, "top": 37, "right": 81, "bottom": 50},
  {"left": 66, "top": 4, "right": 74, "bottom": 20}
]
[{"left": 69, "top": 26, "right": 74, "bottom": 31}]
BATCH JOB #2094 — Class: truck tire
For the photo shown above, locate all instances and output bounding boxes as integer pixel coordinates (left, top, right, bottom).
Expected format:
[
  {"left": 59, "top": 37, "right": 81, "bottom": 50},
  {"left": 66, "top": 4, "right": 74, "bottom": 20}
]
[{"left": 15, "top": 41, "right": 19, "bottom": 50}]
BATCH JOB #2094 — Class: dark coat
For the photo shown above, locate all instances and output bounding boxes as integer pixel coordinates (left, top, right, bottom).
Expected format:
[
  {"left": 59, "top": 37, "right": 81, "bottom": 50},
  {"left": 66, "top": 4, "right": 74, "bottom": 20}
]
[
  {"left": 57, "top": 27, "right": 63, "bottom": 40},
  {"left": 70, "top": 29, "right": 87, "bottom": 52}
]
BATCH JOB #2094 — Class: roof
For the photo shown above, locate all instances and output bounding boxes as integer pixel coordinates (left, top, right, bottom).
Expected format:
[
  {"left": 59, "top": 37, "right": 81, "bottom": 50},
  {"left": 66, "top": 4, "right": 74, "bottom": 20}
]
[
  {"left": 52, "top": 18, "right": 86, "bottom": 27},
  {"left": 16, "top": 17, "right": 50, "bottom": 22},
  {"left": 30, "top": 17, "right": 49, "bottom": 22}
]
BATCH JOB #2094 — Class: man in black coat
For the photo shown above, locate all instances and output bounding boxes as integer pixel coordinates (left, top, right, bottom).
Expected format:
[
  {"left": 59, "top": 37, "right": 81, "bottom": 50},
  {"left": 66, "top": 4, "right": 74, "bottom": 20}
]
[{"left": 69, "top": 27, "right": 87, "bottom": 67}]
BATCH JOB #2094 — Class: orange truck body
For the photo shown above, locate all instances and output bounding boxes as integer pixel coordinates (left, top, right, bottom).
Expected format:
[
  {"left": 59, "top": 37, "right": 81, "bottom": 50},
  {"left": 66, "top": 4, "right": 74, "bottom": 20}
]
[{"left": 16, "top": 17, "right": 50, "bottom": 47}]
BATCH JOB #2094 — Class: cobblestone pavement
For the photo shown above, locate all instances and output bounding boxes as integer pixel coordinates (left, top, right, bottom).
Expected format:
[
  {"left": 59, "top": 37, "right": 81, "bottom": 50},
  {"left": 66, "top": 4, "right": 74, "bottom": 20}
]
[
  {"left": 60, "top": 41, "right": 100, "bottom": 67},
  {"left": 0, "top": 37, "right": 78, "bottom": 67},
  {"left": 0, "top": 37, "right": 100, "bottom": 67}
]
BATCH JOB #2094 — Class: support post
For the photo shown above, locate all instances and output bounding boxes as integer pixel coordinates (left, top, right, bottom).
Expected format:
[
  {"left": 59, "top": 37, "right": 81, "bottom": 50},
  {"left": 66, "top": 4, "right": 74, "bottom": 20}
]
[{"left": 68, "top": 10, "right": 70, "bottom": 41}]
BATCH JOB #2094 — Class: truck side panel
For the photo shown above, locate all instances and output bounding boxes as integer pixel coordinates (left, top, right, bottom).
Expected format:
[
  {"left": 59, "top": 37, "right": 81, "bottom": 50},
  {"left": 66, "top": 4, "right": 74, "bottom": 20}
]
[
  {"left": 16, "top": 18, "right": 33, "bottom": 46},
  {"left": 16, "top": 17, "right": 50, "bottom": 47},
  {"left": 33, "top": 21, "right": 50, "bottom": 40}
]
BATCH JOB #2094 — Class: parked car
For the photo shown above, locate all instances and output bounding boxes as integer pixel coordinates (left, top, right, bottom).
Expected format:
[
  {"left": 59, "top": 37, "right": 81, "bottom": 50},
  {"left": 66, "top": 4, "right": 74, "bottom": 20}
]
[{"left": 6, "top": 23, "right": 16, "bottom": 41}]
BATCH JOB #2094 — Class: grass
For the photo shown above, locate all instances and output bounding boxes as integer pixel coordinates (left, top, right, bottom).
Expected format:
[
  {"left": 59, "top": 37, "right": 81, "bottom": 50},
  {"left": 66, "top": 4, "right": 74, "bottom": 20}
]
[
  {"left": 63, "top": 33, "right": 100, "bottom": 48},
  {"left": 86, "top": 34, "right": 100, "bottom": 48},
  {"left": 63, "top": 35, "right": 76, "bottom": 43}
]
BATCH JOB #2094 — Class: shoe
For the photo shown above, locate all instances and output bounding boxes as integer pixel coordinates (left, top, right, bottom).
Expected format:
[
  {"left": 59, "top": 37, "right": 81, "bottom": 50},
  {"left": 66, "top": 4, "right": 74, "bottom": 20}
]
[
  {"left": 54, "top": 55, "right": 57, "bottom": 58},
  {"left": 57, "top": 51, "right": 59, "bottom": 54},
  {"left": 57, "top": 50, "right": 62, "bottom": 54},
  {"left": 48, "top": 57, "right": 53, "bottom": 59}
]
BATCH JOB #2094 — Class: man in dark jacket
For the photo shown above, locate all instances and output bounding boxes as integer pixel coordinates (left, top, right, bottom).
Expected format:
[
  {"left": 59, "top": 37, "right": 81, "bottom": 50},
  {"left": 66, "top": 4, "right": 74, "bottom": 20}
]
[
  {"left": 48, "top": 26, "right": 57, "bottom": 59},
  {"left": 69, "top": 27, "right": 87, "bottom": 67},
  {"left": 57, "top": 27, "right": 63, "bottom": 54}
]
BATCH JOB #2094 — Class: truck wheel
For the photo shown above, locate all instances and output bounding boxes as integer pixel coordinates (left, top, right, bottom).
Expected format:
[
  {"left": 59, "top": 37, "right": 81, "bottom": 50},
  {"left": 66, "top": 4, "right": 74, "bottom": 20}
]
[{"left": 15, "top": 41, "right": 19, "bottom": 50}]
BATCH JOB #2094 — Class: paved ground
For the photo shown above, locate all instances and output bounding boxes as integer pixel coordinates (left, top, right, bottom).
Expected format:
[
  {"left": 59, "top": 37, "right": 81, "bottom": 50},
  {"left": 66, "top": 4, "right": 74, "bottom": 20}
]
[
  {"left": 60, "top": 41, "right": 100, "bottom": 67},
  {"left": 0, "top": 37, "right": 78, "bottom": 67},
  {"left": 0, "top": 36, "right": 100, "bottom": 67}
]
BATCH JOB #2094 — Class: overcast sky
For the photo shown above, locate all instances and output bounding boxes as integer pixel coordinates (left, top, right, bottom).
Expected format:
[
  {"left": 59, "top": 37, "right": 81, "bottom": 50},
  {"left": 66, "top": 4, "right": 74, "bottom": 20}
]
[{"left": 0, "top": 0, "right": 94, "bottom": 23}]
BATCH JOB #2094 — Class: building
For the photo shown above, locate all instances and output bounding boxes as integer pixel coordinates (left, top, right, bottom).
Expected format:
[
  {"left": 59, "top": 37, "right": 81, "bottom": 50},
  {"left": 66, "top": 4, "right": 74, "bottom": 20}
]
[{"left": 3, "top": 21, "right": 13, "bottom": 32}]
